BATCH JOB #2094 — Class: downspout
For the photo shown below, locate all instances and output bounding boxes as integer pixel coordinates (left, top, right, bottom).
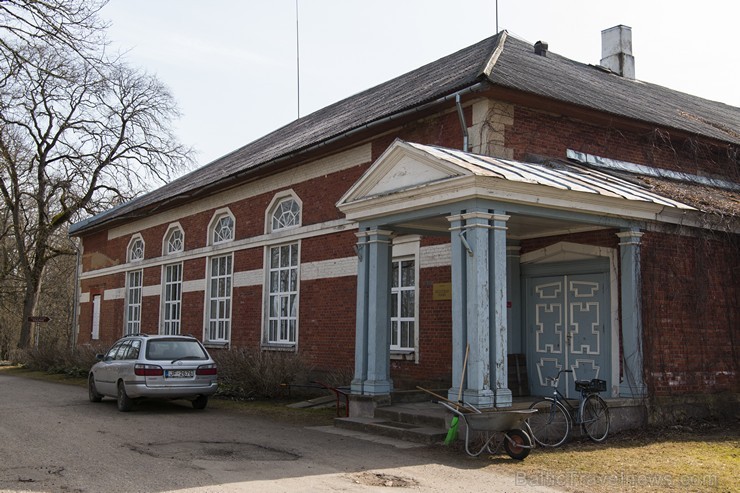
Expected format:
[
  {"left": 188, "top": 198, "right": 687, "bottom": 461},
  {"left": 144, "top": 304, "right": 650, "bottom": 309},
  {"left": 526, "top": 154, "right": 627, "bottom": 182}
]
[{"left": 455, "top": 93, "right": 469, "bottom": 152}]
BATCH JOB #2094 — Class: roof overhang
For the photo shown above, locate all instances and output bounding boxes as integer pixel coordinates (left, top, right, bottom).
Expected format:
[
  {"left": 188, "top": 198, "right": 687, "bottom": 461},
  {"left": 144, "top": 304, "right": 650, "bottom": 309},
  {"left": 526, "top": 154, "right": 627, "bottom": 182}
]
[{"left": 337, "top": 139, "right": 703, "bottom": 230}]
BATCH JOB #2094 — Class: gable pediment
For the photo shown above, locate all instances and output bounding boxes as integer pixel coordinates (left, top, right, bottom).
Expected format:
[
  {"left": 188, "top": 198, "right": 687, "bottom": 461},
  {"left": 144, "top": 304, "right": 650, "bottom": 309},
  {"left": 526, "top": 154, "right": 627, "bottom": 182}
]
[{"left": 338, "top": 139, "right": 469, "bottom": 206}]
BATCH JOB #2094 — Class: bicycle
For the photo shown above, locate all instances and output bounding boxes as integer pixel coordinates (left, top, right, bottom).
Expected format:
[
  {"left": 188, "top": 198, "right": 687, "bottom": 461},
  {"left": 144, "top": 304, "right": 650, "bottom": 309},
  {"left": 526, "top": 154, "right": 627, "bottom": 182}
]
[{"left": 527, "top": 369, "right": 610, "bottom": 447}]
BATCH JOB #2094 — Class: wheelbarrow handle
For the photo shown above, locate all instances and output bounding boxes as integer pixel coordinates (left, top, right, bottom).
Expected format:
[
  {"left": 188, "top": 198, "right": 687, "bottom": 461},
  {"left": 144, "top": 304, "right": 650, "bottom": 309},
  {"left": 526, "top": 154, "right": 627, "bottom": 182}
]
[{"left": 416, "top": 386, "right": 476, "bottom": 413}]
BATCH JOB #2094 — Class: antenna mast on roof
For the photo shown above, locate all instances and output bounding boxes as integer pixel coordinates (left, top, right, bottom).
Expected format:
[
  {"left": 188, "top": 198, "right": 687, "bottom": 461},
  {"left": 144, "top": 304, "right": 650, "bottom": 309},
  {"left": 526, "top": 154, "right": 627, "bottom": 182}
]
[
  {"left": 296, "top": 0, "right": 301, "bottom": 119},
  {"left": 496, "top": 0, "right": 499, "bottom": 33}
]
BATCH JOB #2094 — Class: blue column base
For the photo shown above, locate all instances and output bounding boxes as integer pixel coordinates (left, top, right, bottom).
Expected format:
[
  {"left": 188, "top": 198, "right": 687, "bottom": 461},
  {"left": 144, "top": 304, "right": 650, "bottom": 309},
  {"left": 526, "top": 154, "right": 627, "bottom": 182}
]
[
  {"left": 463, "top": 389, "right": 494, "bottom": 408},
  {"left": 350, "top": 379, "right": 364, "bottom": 395},
  {"left": 363, "top": 379, "right": 393, "bottom": 395},
  {"left": 495, "top": 388, "right": 513, "bottom": 408}
]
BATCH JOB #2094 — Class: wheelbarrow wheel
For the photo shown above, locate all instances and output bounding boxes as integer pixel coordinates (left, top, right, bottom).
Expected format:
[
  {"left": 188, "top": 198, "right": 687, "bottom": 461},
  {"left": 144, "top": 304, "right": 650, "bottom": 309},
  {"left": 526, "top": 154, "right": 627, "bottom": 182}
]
[{"left": 504, "top": 429, "right": 532, "bottom": 460}]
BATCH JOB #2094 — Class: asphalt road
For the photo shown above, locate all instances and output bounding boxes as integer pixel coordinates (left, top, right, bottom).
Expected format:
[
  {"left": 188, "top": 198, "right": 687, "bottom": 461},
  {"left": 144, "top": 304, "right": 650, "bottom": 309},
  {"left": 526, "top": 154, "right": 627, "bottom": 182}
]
[{"left": 0, "top": 373, "right": 561, "bottom": 493}]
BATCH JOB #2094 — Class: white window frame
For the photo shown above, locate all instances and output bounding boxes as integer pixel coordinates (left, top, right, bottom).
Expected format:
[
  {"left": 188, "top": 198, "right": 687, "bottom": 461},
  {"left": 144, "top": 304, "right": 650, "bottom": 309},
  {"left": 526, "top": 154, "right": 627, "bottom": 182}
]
[
  {"left": 161, "top": 262, "right": 183, "bottom": 335},
  {"left": 265, "top": 190, "right": 302, "bottom": 234},
  {"left": 208, "top": 208, "right": 235, "bottom": 246},
  {"left": 163, "top": 224, "right": 184, "bottom": 255},
  {"left": 391, "top": 236, "right": 420, "bottom": 361},
  {"left": 263, "top": 241, "right": 300, "bottom": 348},
  {"left": 391, "top": 256, "right": 416, "bottom": 351},
  {"left": 91, "top": 295, "right": 101, "bottom": 340},
  {"left": 205, "top": 254, "right": 232, "bottom": 345},
  {"left": 125, "top": 269, "right": 143, "bottom": 335},
  {"left": 127, "top": 234, "right": 145, "bottom": 262}
]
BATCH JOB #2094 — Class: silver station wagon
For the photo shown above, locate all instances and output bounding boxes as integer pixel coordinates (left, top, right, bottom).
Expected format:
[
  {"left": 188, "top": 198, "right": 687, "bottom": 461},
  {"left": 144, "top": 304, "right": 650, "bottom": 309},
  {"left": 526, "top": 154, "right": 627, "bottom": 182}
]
[{"left": 88, "top": 334, "right": 218, "bottom": 411}]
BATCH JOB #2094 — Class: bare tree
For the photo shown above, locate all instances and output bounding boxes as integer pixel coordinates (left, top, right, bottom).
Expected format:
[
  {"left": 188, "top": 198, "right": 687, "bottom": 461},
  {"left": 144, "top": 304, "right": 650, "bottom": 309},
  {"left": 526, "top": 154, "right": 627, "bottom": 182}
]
[{"left": 0, "top": 1, "right": 192, "bottom": 348}]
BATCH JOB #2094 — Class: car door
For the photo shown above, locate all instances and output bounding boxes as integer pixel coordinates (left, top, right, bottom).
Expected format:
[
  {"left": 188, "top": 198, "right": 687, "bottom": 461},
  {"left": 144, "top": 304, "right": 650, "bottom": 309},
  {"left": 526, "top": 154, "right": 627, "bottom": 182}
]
[{"left": 94, "top": 341, "right": 123, "bottom": 395}]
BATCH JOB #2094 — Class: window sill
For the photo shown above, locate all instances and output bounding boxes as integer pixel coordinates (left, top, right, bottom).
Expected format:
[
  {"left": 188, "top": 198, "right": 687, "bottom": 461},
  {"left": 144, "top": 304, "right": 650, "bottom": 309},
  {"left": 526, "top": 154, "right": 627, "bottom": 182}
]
[
  {"left": 261, "top": 343, "right": 297, "bottom": 352},
  {"left": 204, "top": 341, "right": 229, "bottom": 349},
  {"left": 390, "top": 350, "right": 416, "bottom": 362}
]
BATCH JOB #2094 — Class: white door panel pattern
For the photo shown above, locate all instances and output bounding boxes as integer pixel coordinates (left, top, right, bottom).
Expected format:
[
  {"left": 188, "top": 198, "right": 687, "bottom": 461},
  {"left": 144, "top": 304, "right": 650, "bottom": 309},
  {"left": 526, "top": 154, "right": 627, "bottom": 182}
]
[{"left": 527, "top": 273, "right": 609, "bottom": 397}]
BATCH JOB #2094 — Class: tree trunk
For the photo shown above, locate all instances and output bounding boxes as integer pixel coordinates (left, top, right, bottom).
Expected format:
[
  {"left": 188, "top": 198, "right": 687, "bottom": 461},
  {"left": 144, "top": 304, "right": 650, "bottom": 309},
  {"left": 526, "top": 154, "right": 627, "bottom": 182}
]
[{"left": 18, "top": 278, "right": 42, "bottom": 349}]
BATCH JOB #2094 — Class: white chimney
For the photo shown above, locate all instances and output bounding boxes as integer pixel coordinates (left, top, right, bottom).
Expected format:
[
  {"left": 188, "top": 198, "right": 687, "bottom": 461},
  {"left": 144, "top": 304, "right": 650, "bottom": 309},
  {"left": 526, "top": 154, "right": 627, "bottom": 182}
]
[{"left": 601, "top": 25, "right": 635, "bottom": 79}]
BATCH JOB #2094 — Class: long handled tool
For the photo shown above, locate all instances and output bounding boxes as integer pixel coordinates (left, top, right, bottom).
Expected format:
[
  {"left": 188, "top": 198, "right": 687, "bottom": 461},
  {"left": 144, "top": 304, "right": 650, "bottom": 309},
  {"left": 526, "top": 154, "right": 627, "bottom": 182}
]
[{"left": 444, "top": 343, "right": 469, "bottom": 445}]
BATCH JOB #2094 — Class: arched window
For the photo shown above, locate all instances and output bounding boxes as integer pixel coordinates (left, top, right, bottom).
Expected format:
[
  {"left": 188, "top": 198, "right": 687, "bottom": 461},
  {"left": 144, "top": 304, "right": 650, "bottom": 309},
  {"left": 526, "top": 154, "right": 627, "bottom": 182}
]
[
  {"left": 128, "top": 236, "right": 144, "bottom": 262},
  {"left": 210, "top": 211, "right": 234, "bottom": 245},
  {"left": 164, "top": 226, "right": 184, "bottom": 254},
  {"left": 267, "top": 192, "right": 302, "bottom": 233}
]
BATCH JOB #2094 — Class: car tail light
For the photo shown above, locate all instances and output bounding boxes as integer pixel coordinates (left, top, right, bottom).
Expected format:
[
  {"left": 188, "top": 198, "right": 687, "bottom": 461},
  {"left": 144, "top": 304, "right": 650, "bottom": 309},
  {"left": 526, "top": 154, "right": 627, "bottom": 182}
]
[
  {"left": 134, "top": 364, "right": 164, "bottom": 376},
  {"left": 196, "top": 364, "right": 217, "bottom": 376}
]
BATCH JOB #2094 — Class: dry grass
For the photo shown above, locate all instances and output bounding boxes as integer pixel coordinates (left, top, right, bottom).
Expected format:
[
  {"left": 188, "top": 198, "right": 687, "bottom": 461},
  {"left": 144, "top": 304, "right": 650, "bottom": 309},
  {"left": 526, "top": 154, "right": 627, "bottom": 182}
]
[{"left": 489, "top": 421, "right": 739, "bottom": 493}]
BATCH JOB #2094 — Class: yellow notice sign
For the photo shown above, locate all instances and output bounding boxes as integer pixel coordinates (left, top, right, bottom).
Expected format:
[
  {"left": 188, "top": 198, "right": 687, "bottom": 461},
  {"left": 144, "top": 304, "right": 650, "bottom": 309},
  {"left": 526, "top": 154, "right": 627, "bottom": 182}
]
[{"left": 432, "top": 282, "right": 452, "bottom": 301}]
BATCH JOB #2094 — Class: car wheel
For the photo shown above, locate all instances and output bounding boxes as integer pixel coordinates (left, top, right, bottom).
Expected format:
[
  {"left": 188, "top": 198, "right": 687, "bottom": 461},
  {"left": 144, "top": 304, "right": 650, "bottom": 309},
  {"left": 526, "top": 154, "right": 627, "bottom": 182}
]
[
  {"left": 192, "top": 395, "right": 209, "bottom": 410},
  {"left": 88, "top": 375, "right": 103, "bottom": 403},
  {"left": 117, "top": 381, "right": 133, "bottom": 412}
]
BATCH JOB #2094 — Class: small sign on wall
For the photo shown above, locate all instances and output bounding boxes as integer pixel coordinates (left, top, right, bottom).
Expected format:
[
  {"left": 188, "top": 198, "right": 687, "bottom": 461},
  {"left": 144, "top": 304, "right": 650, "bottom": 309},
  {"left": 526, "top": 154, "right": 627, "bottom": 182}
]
[{"left": 432, "top": 282, "right": 452, "bottom": 301}]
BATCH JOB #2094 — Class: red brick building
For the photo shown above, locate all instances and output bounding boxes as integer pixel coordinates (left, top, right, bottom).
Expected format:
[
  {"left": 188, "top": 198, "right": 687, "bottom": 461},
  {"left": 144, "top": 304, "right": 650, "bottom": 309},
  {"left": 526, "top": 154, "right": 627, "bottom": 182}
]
[{"left": 70, "top": 27, "right": 739, "bottom": 421}]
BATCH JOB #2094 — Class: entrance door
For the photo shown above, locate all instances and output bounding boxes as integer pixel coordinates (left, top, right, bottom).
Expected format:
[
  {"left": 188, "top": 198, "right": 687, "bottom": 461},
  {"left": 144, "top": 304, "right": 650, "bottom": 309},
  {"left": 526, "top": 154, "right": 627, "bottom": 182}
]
[{"left": 525, "top": 272, "right": 610, "bottom": 397}]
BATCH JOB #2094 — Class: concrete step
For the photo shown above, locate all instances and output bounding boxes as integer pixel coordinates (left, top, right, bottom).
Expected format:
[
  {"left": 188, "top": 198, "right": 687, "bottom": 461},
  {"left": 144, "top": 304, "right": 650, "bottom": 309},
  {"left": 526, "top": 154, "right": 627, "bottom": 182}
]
[
  {"left": 334, "top": 416, "right": 448, "bottom": 445},
  {"left": 374, "top": 404, "right": 449, "bottom": 429}
]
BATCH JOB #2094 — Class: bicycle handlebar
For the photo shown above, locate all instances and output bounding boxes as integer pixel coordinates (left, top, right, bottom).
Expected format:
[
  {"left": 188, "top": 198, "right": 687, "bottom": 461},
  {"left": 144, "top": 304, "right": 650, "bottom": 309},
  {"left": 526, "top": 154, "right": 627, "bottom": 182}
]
[{"left": 545, "top": 369, "right": 573, "bottom": 385}]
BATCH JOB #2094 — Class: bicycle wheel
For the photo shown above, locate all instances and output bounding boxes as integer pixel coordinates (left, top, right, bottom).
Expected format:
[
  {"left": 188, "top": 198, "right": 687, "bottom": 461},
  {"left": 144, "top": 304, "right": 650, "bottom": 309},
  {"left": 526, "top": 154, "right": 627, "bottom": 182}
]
[
  {"left": 581, "top": 394, "right": 610, "bottom": 442},
  {"left": 528, "top": 398, "right": 570, "bottom": 447}
]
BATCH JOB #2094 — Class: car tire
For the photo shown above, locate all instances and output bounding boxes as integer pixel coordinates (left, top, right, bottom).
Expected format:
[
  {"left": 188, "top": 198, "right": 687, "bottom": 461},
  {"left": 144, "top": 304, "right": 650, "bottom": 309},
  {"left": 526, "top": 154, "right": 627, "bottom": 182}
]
[
  {"left": 117, "top": 381, "right": 133, "bottom": 412},
  {"left": 88, "top": 375, "right": 103, "bottom": 402},
  {"left": 192, "top": 395, "right": 209, "bottom": 410}
]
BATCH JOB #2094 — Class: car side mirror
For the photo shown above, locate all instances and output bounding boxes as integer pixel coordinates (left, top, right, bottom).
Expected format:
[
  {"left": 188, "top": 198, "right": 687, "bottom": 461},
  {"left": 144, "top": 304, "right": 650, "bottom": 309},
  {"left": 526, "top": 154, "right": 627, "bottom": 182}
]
[{"left": 96, "top": 354, "right": 105, "bottom": 361}]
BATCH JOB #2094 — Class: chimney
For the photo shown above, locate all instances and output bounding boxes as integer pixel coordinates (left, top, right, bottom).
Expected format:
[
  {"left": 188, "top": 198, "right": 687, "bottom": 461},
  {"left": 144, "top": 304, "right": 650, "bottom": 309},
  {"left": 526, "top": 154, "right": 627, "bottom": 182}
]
[
  {"left": 534, "top": 41, "right": 548, "bottom": 56},
  {"left": 600, "top": 25, "right": 635, "bottom": 79}
]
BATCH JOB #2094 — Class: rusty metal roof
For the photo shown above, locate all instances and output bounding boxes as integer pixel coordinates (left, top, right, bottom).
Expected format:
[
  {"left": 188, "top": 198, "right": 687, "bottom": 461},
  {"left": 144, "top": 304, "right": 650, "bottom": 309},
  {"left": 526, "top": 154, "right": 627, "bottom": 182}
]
[{"left": 408, "top": 142, "right": 696, "bottom": 210}]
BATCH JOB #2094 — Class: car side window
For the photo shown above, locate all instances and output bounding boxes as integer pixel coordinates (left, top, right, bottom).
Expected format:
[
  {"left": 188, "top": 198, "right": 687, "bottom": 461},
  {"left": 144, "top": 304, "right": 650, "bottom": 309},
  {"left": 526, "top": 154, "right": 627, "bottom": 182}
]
[
  {"left": 127, "top": 340, "right": 141, "bottom": 360},
  {"left": 114, "top": 340, "right": 132, "bottom": 360},
  {"left": 105, "top": 342, "right": 122, "bottom": 360}
]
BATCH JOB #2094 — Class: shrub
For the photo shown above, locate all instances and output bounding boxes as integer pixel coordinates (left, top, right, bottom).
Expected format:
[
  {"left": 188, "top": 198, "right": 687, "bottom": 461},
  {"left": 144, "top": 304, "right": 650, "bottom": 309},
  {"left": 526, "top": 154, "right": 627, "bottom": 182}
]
[
  {"left": 14, "top": 344, "right": 106, "bottom": 378},
  {"left": 212, "top": 348, "right": 309, "bottom": 399}
]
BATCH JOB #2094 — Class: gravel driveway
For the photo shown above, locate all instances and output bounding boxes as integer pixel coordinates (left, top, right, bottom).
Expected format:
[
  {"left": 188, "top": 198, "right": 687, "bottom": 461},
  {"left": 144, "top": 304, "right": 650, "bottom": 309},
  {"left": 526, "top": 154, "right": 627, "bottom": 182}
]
[{"left": 0, "top": 372, "right": 561, "bottom": 492}]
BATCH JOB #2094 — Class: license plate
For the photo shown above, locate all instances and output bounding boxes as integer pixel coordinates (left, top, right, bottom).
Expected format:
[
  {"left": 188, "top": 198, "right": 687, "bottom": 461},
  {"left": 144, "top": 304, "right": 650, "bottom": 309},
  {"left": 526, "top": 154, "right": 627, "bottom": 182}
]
[{"left": 165, "top": 370, "right": 194, "bottom": 378}]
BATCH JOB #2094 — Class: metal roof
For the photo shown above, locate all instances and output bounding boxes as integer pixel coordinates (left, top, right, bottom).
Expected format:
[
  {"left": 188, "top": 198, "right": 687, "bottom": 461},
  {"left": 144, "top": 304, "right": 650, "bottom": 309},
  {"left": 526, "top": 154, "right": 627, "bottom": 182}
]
[
  {"left": 406, "top": 142, "right": 696, "bottom": 210},
  {"left": 70, "top": 31, "right": 738, "bottom": 235}
]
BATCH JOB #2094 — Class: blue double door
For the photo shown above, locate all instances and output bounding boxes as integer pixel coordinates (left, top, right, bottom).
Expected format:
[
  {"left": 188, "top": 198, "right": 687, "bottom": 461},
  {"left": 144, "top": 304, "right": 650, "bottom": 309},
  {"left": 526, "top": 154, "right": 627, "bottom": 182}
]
[{"left": 524, "top": 264, "right": 611, "bottom": 398}]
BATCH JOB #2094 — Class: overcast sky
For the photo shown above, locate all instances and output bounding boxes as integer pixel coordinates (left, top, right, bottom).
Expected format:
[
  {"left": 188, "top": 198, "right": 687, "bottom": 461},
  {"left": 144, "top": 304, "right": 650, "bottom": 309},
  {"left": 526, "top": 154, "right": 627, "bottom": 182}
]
[{"left": 103, "top": 0, "right": 739, "bottom": 167}]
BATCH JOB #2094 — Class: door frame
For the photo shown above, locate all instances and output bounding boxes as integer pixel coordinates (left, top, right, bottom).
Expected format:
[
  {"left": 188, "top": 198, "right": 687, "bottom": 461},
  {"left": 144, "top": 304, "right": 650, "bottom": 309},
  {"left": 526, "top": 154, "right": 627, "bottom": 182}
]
[{"left": 520, "top": 242, "right": 619, "bottom": 398}]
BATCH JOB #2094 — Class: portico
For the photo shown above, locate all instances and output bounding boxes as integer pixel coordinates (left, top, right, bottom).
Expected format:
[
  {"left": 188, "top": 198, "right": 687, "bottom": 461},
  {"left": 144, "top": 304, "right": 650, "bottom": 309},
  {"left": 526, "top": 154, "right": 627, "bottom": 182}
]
[{"left": 337, "top": 139, "right": 695, "bottom": 410}]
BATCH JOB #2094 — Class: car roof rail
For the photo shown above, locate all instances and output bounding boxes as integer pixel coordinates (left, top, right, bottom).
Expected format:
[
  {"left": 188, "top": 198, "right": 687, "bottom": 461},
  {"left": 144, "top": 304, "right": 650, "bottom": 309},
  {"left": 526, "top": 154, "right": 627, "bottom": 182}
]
[{"left": 124, "top": 333, "right": 149, "bottom": 338}]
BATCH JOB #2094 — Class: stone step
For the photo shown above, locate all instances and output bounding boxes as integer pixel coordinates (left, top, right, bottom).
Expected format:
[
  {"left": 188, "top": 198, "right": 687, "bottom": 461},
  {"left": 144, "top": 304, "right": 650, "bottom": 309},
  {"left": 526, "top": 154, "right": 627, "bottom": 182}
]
[
  {"left": 334, "top": 416, "right": 448, "bottom": 445},
  {"left": 374, "top": 404, "right": 449, "bottom": 429}
]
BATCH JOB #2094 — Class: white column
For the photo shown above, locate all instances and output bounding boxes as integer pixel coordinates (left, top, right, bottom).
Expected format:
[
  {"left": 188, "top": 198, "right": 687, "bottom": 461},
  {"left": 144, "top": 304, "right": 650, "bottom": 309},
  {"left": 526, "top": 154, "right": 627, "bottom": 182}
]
[
  {"left": 617, "top": 229, "right": 646, "bottom": 397},
  {"left": 490, "top": 213, "right": 512, "bottom": 407},
  {"left": 351, "top": 231, "right": 370, "bottom": 394},
  {"left": 363, "top": 229, "right": 394, "bottom": 395},
  {"left": 447, "top": 215, "right": 467, "bottom": 403}
]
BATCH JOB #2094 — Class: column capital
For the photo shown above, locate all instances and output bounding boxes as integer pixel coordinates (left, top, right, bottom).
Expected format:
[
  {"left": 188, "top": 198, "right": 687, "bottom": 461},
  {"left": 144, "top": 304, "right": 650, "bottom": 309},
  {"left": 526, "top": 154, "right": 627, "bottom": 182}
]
[
  {"left": 616, "top": 229, "right": 644, "bottom": 246},
  {"left": 356, "top": 229, "right": 394, "bottom": 242},
  {"left": 446, "top": 212, "right": 510, "bottom": 231}
]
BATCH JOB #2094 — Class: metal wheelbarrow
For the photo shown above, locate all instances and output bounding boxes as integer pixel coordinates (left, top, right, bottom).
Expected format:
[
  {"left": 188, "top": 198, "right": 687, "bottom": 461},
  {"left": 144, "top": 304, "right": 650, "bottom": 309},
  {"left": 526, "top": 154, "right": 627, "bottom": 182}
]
[{"left": 439, "top": 401, "right": 536, "bottom": 459}]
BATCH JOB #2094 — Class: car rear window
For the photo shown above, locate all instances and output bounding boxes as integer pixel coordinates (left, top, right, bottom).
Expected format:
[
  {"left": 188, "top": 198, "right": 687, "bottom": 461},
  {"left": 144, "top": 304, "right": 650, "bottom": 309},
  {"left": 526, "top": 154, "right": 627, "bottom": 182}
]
[{"left": 145, "top": 339, "right": 208, "bottom": 361}]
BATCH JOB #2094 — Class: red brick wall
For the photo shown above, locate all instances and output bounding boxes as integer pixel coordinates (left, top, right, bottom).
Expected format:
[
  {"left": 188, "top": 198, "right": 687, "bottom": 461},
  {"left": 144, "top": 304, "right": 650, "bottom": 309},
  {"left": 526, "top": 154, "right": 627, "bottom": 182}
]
[
  {"left": 75, "top": 97, "right": 738, "bottom": 399},
  {"left": 641, "top": 231, "right": 740, "bottom": 395},
  {"left": 506, "top": 106, "right": 733, "bottom": 179}
]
